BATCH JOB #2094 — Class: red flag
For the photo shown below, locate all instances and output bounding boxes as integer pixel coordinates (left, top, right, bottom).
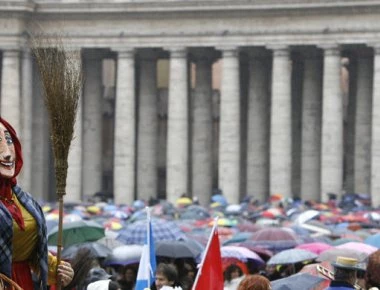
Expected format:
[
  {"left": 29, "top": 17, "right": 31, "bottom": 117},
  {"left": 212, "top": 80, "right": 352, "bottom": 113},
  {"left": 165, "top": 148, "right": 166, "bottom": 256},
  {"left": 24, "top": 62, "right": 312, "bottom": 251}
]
[{"left": 192, "top": 225, "right": 224, "bottom": 290}]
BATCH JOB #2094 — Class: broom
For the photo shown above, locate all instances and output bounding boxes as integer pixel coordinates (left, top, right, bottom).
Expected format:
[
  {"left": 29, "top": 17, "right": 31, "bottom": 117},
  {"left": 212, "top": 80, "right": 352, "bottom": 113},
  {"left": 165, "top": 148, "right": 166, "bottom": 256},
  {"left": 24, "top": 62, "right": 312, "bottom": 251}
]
[{"left": 32, "top": 36, "right": 82, "bottom": 290}]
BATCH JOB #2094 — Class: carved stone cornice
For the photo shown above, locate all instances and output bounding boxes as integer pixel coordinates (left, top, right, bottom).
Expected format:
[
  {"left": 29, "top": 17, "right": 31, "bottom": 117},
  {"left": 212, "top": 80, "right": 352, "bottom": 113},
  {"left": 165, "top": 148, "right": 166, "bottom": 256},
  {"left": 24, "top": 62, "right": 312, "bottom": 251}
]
[{"left": 32, "top": 0, "right": 380, "bottom": 15}]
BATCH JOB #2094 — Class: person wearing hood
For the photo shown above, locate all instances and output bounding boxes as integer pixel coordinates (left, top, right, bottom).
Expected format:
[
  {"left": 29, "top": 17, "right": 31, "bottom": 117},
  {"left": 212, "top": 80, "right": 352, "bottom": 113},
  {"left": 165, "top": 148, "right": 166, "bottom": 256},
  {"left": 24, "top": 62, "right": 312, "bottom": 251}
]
[{"left": 0, "top": 118, "right": 74, "bottom": 289}]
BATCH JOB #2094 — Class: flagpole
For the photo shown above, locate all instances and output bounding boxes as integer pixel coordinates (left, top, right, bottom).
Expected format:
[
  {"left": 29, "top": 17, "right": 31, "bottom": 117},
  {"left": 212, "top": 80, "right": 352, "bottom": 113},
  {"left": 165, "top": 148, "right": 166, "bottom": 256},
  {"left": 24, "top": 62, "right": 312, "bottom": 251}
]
[
  {"left": 146, "top": 206, "right": 151, "bottom": 287},
  {"left": 192, "top": 216, "right": 219, "bottom": 290}
]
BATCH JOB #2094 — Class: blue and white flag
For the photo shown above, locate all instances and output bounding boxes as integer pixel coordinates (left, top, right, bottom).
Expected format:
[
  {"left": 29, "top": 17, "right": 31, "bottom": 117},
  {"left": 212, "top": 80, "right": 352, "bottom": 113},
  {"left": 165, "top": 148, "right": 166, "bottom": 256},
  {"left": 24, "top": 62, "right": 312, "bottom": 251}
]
[{"left": 135, "top": 208, "right": 157, "bottom": 290}]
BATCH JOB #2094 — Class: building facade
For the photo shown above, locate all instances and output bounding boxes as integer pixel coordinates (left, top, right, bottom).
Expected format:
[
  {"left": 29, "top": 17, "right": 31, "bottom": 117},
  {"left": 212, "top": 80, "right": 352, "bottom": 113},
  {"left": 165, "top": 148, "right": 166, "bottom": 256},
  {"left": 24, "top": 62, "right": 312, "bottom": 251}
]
[{"left": 1, "top": 0, "right": 380, "bottom": 206}]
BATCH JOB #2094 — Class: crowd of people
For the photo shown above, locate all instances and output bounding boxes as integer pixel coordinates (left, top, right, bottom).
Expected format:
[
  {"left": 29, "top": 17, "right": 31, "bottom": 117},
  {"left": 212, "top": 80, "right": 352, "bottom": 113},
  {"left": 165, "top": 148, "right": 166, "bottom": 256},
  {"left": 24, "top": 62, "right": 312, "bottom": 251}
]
[{"left": 1, "top": 114, "right": 380, "bottom": 290}]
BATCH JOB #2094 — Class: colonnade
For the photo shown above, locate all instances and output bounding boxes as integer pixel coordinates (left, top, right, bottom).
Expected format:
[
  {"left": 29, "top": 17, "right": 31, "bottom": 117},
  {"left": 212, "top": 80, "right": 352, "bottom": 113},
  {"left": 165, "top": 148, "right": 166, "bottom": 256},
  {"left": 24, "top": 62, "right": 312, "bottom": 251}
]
[{"left": 3, "top": 44, "right": 379, "bottom": 206}]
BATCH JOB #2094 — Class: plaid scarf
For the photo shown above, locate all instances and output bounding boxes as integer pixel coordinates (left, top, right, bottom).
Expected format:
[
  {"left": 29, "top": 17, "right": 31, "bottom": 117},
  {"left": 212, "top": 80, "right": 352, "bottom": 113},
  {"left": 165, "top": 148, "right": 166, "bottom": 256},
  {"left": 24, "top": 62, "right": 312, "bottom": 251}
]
[{"left": 0, "top": 185, "right": 48, "bottom": 289}]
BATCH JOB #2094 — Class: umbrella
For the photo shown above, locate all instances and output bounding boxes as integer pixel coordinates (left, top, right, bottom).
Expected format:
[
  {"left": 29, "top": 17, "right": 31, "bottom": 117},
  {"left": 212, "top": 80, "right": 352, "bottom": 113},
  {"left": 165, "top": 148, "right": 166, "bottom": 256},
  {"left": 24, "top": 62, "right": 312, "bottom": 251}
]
[
  {"left": 300, "top": 261, "right": 334, "bottom": 280},
  {"left": 234, "top": 243, "right": 274, "bottom": 261},
  {"left": 104, "top": 244, "right": 143, "bottom": 266},
  {"left": 331, "top": 238, "right": 359, "bottom": 246},
  {"left": 267, "top": 249, "right": 317, "bottom": 265},
  {"left": 116, "top": 218, "right": 185, "bottom": 245},
  {"left": 176, "top": 197, "right": 193, "bottom": 207},
  {"left": 295, "top": 242, "right": 333, "bottom": 255},
  {"left": 317, "top": 248, "right": 368, "bottom": 263},
  {"left": 220, "top": 246, "right": 265, "bottom": 265},
  {"left": 223, "top": 232, "right": 254, "bottom": 245},
  {"left": 271, "top": 272, "right": 329, "bottom": 290},
  {"left": 211, "top": 194, "right": 228, "bottom": 206},
  {"left": 155, "top": 239, "right": 204, "bottom": 259},
  {"left": 179, "top": 205, "right": 210, "bottom": 220},
  {"left": 47, "top": 220, "right": 105, "bottom": 247},
  {"left": 61, "top": 242, "right": 112, "bottom": 260},
  {"left": 248, "top": 227, "right": 301, "bottom": 252},
  {"left": 364, "top": 233, "right": 380, "bottom": 248},
  {"left": 294, "top": 210, "right": 320, "bottom": 224},
  {"left": 336, "top": 241, "right": 378, "bottom": 255}
]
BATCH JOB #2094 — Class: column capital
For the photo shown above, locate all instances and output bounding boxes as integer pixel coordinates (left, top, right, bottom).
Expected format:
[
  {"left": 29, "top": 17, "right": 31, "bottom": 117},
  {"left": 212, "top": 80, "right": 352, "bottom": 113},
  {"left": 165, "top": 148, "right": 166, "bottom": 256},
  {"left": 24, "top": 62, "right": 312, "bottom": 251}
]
[
  {"left": 318, "top": 44, "right": 341, "bottom": 56},
  {"left": 216, "top": 46, "right": 240, "bottom": 58},
  {"left": 114, "top": 48, "right": 135, "bottom": 59},
  {"left": 2, "top": 49, "right": 20, "bottom": 57},
  {"left": 267, "top": 45, "right": 289, "bottom": 57},
  {"left": 21, "top": 48, "right": 32, "bottom": 58},
  {"left": 165, "top": 47, "right": 187, "bottom": 58}
]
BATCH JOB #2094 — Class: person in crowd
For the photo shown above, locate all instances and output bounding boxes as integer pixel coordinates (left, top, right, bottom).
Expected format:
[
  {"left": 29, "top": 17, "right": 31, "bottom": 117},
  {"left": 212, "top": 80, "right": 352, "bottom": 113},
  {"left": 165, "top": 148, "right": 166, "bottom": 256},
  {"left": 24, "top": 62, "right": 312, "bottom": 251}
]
[
  {"left": 263, "top": 265, "right": 281, "bottom": 281},
  {"left": 365, "top": 249, "right": 380, "bottom": 290},
  {"left": 151, "top": 263, "right": 183, "bottom": 290},
  {"left": 117, "top": 265, "right": 137, "bottom": 290},
  {"left": 0, "top": 117, "right": 74, "bottom": 289},
  {"left": 324, "top": 256, "right": 363, "bottom": 290},
  {"left": 237, "top": 274, "right": 271, "bottom": 290},
  {"left": 82, "top": 267, "right": 113, "bottom": 289},
  {"left": 87, "top": 280, "right": 121, "bottom": 290},
  {"left": 177, "top": 261, "right": 196, "bottom": 290},
  {"left": 224, "top": 264, "right": 245, "bottom": 290}
]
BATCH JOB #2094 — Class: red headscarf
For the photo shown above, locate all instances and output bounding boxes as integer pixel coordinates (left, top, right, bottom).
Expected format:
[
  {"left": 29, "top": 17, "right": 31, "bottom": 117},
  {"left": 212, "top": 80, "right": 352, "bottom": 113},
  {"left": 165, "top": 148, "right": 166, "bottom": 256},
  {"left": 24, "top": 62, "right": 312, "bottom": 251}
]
[{"left": 0, "top": 117, "right": 25, "bottom": 230}]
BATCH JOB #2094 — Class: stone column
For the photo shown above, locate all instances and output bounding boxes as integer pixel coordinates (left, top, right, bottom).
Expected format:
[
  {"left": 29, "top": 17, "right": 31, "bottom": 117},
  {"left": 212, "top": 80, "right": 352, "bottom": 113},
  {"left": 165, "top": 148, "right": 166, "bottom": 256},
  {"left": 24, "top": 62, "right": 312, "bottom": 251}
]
[
  {"left": 371, "top": 47, "right": 380, "bottom": 207},
  {"left": 166, "top": 47, "right": 189, "bottom": 204},
  {"left": 354, "top": 51, "right": 372, "bottom": 194},
  {"left": 137, "top": 50, "right": 158, "bottom": 201},
  {"left": 269, "top": 46, "right": 292, "bottom": 198},
  {"left": 82, "top": 50, "right": 103, "bottom": 200},
  {"left": 191, "top": 49, "right": 214, "bottom": 206},
  {"left": 218, "top": 47, "right": 240, "bottom": 204},
  {"left": 114, "top": 49, "right": 136, "bottom": 205},
  {"left": 301, "top": 49, "right": 322, "bottom": 201},
  {"left": 320, "top": 45, "right": 343, "bottom": 202},
  {"left": 1, "top": 50, "right": 21, "bottom": 132},
  {"left": 66, "top": 50, "right": 83, "bottom": 202},
  {"left": 246, "top": 50, "right": 270, "bottom": 202},
  {"left": 18, "top": 49, "right": 33, "bottom": 191}
]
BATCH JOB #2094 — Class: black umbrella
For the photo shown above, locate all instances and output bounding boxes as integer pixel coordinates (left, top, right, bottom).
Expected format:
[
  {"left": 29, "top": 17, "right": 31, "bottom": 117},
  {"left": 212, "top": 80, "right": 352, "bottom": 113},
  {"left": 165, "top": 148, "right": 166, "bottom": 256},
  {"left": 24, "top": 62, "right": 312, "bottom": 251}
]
[
  {"left": 155, "top": 239, "right": 204, "bottom": 259},
  {"left": 271, "top": 272, "right": 329, "bottom": 290},
  {"left": 61, "top": 242, "right": 112, "bottom": 260}
]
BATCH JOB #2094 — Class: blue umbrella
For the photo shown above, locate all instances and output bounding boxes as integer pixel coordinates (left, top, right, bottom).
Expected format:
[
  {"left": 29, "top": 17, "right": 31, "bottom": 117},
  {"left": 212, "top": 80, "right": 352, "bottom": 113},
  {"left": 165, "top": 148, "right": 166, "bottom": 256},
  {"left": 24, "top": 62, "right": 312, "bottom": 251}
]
[
  {"left": 365, "top": 233, "right": 380, "bottom": 248},
  {"left": 117, "top": 218, "right": 185, "bottom": 245},
  {"left": 211, "top": 194, "right": 228, "bottom": 206}
]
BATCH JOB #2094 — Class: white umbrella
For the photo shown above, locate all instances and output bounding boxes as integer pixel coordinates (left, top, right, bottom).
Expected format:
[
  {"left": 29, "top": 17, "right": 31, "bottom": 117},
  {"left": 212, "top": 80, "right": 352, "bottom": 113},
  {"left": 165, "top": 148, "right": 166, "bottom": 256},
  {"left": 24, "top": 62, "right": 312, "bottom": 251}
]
[
  {"left": 267, "top": 249, "right": 317, "bottom": 265},
  {"left": 295, "top": 210, "right": 320, "bottom": 224}
]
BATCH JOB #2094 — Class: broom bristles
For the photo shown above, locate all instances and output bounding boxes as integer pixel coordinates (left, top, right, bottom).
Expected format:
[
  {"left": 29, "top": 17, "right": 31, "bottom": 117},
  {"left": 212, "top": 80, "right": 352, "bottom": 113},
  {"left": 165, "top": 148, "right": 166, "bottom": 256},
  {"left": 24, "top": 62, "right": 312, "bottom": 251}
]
[{"left": 31, "top": 36, "right": 82, "bottom": 196}]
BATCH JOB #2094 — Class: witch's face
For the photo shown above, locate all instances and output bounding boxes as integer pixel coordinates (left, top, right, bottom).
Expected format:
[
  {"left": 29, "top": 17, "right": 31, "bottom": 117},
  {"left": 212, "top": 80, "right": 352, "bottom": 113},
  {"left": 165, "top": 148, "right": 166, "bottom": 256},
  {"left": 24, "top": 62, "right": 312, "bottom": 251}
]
[{"left": 0, "top": 122, "right": 15, "bottom": 179}]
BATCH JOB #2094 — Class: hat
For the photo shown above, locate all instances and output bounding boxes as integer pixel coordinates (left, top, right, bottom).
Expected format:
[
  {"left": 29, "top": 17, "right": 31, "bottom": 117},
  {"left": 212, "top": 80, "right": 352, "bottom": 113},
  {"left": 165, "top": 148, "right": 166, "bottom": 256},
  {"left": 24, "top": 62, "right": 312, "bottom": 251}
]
[
  {"left": 86, "top": 268, "right": 112, "bottom": 283},
  {"left": 332, "top": 256, "right": 364, "bottom": 271},
  {"left": 87, "top": 280, "right": 110, "bottom": 290}
]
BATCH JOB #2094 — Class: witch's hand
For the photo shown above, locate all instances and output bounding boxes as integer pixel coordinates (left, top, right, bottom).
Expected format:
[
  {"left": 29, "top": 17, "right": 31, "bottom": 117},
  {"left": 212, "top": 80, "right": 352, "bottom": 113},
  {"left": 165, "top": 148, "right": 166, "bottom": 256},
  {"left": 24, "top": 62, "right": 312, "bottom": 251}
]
[{"left": 57, "top": 261, "right": 75, "bottom": 287}]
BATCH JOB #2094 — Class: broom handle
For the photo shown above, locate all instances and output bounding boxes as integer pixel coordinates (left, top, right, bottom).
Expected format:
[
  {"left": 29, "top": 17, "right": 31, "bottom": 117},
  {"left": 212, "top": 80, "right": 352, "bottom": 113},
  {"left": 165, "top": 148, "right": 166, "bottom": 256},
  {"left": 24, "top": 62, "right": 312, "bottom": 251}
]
[{"left": 55, "top": 196, "right": 64, "bottom": 290}]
